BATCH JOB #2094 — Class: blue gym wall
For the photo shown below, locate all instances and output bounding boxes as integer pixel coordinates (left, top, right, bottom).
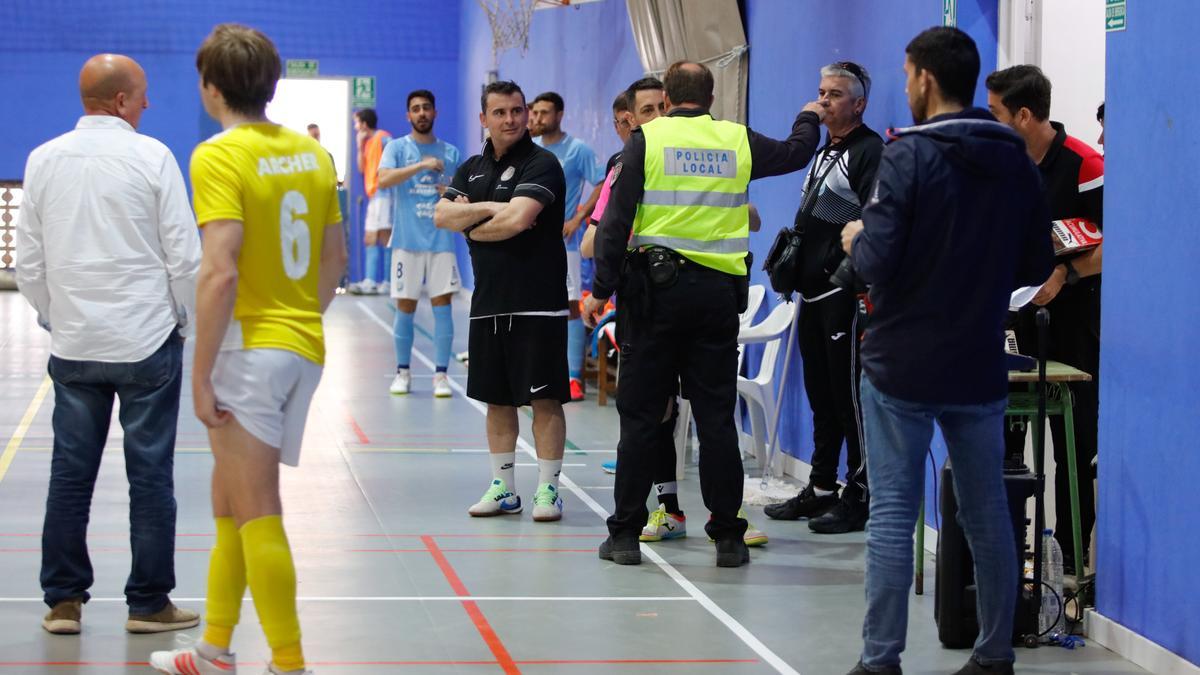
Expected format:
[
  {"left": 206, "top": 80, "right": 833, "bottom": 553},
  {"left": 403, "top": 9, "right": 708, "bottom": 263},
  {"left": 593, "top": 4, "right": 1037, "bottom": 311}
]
[
  {"left": 0, "top": 1, "right": 463, "bottom": 282},
  {"left": 1097, "top": 0, "right": 1200, "bottom": 665},
  {"left": 743, "top": 0, "right": 998, "bottom": 523}
]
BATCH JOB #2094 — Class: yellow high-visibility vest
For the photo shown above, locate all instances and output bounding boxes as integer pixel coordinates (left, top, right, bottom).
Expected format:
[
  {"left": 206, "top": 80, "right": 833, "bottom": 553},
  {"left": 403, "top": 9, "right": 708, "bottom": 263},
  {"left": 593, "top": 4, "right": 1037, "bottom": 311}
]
[{"left": 632, "top": 114, "right": 752, "bottom": 275}]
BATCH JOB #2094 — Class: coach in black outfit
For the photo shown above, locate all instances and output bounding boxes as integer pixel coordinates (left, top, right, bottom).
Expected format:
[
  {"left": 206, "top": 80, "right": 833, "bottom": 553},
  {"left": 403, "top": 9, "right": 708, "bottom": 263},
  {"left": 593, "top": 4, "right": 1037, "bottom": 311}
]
[
  {"left": 435, "top": 80, "right": 571, "bottom": 518},
  {"left": 584, "top": 61, "right": 824, "bottom": 567}
]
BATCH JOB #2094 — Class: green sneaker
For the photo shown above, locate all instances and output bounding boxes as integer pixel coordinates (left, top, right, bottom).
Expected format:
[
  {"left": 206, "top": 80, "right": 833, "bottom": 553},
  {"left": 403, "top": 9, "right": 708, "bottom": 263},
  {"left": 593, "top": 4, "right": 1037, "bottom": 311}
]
[
  {"left": 532, "top": 483, "right": 563, "bottom": 522},
  {"left": 468, "top": 479, "right": 522, "bottom": 517}
]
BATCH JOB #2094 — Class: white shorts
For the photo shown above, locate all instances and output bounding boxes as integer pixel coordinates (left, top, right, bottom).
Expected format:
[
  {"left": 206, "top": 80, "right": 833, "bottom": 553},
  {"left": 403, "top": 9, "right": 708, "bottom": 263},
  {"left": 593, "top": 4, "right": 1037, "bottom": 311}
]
[
  {"left": 212, "top": 349, "right": 323, "bottom": 467},
  {"left": 565, "top": 250, "right": 582, "bottom": 301},
  {"left": 392, "top": 250, "right": 462, "bottom": 300},
  {"left": 365, "top": 194, "right": 392, "bottom": 233}
]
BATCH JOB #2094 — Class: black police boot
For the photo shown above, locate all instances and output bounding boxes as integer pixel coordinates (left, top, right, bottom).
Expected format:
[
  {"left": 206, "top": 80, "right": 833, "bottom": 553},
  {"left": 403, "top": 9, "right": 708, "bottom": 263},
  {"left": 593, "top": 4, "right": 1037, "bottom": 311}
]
[
  {"left": 764, "top": 483, "right": 840, "bottom": 520},
  {"left": 846, "top": 660, "right": 902, "bottom": 675},
  {"left": 950, "top": 656, "right": 1014, "bottom": 675},
  {"left": 598, "top": 536, "right": 641, "bottom": 565},
  {"left": 714, "top": 538, "right": 750, "bottom": 567},
  {"left": 809, "top": 493, "right": 869, "bottom": 534}
]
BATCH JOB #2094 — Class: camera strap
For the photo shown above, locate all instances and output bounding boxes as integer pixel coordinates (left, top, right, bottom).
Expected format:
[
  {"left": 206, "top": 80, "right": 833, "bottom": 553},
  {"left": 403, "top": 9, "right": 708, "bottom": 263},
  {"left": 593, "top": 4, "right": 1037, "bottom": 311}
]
[{"left": 799, "top": 144, "right": 847, "bottom": 217}]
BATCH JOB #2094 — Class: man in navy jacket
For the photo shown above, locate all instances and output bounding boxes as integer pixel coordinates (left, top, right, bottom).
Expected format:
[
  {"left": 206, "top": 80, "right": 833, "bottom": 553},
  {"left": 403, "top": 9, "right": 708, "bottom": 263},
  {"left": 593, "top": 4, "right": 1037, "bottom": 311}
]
[{"left": 839, "top": 27, "right": 1053, "bottom": 675}]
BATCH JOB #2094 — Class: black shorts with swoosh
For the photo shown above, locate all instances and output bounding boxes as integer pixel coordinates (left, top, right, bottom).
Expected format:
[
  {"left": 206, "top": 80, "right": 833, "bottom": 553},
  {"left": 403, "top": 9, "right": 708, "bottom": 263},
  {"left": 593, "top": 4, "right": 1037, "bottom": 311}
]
[{"left": 467, "top": 315, "right": 569, "bottom": 406}]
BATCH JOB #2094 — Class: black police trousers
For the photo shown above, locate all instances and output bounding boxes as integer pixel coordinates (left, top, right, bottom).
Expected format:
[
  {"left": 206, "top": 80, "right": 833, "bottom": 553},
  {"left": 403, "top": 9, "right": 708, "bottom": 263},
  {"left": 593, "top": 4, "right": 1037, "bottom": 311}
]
[{"left": 607, "top": 263, "right": 747, "bottom": 543}]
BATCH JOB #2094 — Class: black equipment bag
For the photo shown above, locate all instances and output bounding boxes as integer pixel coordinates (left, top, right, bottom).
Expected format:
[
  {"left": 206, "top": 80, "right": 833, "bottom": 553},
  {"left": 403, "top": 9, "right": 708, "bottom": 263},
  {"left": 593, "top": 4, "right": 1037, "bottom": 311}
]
[{"left": 763, "top": 227, "right": 802, "bottom": 297}]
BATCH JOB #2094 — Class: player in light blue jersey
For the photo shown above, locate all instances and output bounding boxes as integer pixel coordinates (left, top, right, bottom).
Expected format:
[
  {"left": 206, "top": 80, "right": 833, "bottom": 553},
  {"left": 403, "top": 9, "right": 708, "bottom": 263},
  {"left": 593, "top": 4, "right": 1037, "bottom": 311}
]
[
  {"left": 377, "top": 89, "right": 462, "bottom": 397},
  {"left": 530, "top": 91, "right": 606, "bottom": 402}
]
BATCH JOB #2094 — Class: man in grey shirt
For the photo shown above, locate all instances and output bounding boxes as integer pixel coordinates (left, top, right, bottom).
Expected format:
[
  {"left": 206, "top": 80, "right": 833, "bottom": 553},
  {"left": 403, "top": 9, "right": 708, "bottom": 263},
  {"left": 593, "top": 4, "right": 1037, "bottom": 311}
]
[{"left": 17, "top": 53, "right": 202, "bottom": 636}]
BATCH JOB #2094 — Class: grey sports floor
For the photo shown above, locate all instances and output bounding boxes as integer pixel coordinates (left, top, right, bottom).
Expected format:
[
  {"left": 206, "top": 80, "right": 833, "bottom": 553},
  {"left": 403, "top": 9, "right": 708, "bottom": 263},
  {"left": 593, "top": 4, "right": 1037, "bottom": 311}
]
[{"left": 0, "top": 291, "right": 1146, "bottom": 674}]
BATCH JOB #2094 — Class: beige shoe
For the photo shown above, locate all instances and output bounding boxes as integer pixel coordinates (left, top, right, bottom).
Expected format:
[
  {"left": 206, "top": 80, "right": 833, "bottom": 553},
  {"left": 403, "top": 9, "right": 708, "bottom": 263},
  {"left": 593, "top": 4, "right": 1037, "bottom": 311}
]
[
  {"left": 42, "top": 598, "right": 82, "bottom": 634},
  {"left": 125, "top": 601, "right": 200, "bottom": 633}
]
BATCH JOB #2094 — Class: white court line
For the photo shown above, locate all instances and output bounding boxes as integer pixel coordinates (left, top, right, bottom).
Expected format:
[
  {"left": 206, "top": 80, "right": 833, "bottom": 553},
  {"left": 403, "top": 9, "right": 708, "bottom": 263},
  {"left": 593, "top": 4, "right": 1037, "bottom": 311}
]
[
  {"left": 358, "top": 302, "right": 801, "bottom": 675},
  {"left": 0, "top": 596, "right": 693, "bottom": 603}
]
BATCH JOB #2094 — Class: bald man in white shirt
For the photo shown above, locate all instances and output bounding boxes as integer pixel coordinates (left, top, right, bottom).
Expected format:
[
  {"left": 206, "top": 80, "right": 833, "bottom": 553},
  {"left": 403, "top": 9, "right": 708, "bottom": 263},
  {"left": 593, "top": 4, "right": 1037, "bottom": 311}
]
[{"left": 17, "top": 54, "right": 202, "bottom": 636}]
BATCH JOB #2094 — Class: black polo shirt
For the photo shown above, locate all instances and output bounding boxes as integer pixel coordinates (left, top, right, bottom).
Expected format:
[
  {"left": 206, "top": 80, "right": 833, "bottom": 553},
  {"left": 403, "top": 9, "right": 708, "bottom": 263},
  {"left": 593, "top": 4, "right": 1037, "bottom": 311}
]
[
  {"left": 1039, "top": 121, "right": 1104, "bottom": 299},
  {"left": 444, "top": 132, "right": 567, "bottom": 318}
]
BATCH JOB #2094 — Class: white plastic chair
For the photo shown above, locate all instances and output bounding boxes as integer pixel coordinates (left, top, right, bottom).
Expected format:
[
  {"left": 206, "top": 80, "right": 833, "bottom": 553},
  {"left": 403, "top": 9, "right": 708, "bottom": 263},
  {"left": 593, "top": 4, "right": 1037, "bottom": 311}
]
[
  {"left": 734, "top": 301, "right": 797, "bottom": 479},
  {"left": 673, "top": 285, "right": 772, "bottom": 480}
]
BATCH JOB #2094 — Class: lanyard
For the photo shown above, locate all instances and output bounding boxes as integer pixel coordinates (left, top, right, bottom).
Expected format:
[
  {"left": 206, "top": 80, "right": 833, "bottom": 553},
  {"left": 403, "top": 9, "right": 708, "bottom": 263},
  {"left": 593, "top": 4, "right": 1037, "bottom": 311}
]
[{"left": 800, "top": 144, "right": 847, "bottom": 215}]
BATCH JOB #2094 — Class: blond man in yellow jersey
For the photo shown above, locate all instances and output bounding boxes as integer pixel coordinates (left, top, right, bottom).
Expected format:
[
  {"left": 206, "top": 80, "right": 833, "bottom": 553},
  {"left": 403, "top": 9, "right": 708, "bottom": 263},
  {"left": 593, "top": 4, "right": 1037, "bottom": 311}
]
[{"left": 149, "top": 24, "right": 345, "bottom": 675}]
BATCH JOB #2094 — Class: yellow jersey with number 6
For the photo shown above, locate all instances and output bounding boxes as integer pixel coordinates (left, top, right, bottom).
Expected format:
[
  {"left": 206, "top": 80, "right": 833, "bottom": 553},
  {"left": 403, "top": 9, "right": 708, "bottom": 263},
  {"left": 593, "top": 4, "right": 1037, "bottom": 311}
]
[{"left": 191, "top": 123, "right": 341, "bottom": 365}]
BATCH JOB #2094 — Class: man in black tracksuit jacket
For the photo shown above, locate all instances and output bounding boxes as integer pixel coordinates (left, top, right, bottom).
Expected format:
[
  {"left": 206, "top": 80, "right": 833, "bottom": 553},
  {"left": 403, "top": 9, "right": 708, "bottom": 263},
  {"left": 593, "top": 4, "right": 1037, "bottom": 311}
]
[{"left": 765, "top": 62, "right": 883, "bottom": 534}]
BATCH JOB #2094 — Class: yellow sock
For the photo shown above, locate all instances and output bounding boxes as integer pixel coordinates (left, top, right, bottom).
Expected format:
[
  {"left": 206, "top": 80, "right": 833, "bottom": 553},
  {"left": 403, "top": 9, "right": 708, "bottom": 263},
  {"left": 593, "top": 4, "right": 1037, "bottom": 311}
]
[
  {"left": 202, "top": 517, "right": 245, "bottom": 651},
  {"left": 240, "top": 515, "right": 304, "bottom": 671}
]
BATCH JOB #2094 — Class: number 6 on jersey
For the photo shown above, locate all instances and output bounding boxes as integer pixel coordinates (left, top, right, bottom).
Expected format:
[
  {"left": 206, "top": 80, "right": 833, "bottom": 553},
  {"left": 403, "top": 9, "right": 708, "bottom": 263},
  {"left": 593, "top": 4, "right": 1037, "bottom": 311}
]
[{"left": 280, "top": 190, "right": 311, "bottom": 279}]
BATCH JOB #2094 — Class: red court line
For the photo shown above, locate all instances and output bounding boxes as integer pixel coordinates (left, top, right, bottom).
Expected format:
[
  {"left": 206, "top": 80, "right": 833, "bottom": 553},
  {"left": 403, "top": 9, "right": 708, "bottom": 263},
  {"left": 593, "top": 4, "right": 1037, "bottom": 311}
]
[
  {"left": 343, "top": 407, "right": 370, "bottom": 444},
  {"left": 0, "top": 530, "right": 600, "bottom": 535},
  {"left": 517, "top": 659, "right": 760, "bottom": 665},
  {"left": 349, "top": 548, "right": 595, "bottom": 553},
  {"left": 0, "top": 547, "right": 592, "bottom": 554},
  {"left": 0, "top": 659, "right": 756, "bottom": 667},
  {"left": 422, "top": 535, "right": 520, "bottom": 675}
]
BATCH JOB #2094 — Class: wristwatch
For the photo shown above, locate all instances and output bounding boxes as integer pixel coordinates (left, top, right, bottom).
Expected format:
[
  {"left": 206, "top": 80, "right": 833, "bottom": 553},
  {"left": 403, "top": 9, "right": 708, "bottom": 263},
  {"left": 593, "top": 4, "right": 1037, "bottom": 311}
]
[{"left": 1063, "top": 259, "right": 1080, "bottom": 285}]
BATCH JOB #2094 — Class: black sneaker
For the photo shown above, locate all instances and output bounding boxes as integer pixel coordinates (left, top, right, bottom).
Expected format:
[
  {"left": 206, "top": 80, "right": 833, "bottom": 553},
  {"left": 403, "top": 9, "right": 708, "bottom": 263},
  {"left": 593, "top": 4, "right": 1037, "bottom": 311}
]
[
  {"left": 598, "top": 536, "right": 641, "bottom": 565},
  {"left": 809, "top": 494, "right": 869, "bottom": 534},
  {"left": 846, "top": 660, "right": 902, "bottom": 675},
  {"left": 951, "top": 656, "right": 1014, "bottom": 675},
  {"left": 714, "top": 538, "right": 750, "bottom": 567},
  {"left": 764, "top": 483, "right": 840, "bottom": 520}
]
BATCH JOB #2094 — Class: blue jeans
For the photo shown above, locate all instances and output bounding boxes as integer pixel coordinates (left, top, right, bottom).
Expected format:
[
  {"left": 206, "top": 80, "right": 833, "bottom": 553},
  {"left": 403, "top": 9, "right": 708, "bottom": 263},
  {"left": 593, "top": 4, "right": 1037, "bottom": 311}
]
[
  {"left": 41, "top": 332, "right": 183, "bottom": 614},
  {"left": 859, "top": 375, "right": 1016, "bottom": 670}
]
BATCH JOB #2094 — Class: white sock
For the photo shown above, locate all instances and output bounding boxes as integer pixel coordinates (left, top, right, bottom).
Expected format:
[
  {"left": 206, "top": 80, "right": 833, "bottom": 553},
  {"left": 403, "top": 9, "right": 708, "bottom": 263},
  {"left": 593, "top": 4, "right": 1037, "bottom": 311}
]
[
  {"left": 654, "top": 480, "right": 678, "bottom": 496},
  {"left": 491, "top": 452, "right": 516, "bottom": 489},
  {"left": 537, "top": 458, "right": 563, "bottom": 490},
  {"left": 195, "top": 641, "right": 229, "bottom": 661}
]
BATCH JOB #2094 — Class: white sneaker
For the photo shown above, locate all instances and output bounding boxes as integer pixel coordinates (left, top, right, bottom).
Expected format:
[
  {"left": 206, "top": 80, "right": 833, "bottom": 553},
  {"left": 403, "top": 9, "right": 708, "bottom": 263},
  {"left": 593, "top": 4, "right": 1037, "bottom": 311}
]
[
  {"left": 532, "top": 483, "right": 564, "bottom": 522},
  {"left": 455, "top": 350, "right": 470, "bottom": 364},
  {"left": 149, "top": 647, "right": 237, "bottom": 674},
  {"left": 432, "top": 372, "right": 453, "bottom": 398},
  {"left": 740, "top": 507, "right": 769, "bottom": 547},
  {"left": 390, "top": 369, "right": 411, "bottom": 395},
  {"left": 640, "top": 504, "right": 687, "bottom": 541},
  {"left": 468, "top": 479, "right": 523, "bottom": 517}
]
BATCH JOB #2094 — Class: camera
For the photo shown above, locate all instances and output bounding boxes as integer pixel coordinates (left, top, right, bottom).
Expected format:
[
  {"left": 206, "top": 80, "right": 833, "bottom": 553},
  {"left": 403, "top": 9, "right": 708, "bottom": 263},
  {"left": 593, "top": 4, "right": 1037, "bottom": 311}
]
[{"left": 829, "top": 255, "right": 863, "bottom": 292}]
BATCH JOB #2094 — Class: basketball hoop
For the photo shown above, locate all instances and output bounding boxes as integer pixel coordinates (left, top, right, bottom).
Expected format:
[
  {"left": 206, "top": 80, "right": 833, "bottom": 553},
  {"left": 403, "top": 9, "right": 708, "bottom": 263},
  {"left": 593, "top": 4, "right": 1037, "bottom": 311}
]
[{"left": 477, "top": 0, "right": 538, "bottom": 68}]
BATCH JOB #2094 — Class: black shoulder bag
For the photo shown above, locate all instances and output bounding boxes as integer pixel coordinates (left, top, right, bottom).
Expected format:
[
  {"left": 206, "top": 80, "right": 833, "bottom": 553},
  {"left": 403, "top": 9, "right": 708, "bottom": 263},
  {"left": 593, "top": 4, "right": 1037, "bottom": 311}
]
[{"left": 763, "top": 145, "right": 845, "bottom": 299}]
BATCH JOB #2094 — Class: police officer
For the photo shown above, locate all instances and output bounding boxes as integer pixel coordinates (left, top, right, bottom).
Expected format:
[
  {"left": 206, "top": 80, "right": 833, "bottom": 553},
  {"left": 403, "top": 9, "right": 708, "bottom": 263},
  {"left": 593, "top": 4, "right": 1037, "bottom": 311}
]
[{"left": 583, "top": 60, "right": 825, "bottom": 567}]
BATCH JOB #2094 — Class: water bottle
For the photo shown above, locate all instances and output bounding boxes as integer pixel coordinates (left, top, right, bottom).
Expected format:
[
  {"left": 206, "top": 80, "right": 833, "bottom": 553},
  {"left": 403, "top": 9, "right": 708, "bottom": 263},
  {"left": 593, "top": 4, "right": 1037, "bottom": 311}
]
[{"left": 1038, "top": 528, "right": 1066, "bottom": 637}]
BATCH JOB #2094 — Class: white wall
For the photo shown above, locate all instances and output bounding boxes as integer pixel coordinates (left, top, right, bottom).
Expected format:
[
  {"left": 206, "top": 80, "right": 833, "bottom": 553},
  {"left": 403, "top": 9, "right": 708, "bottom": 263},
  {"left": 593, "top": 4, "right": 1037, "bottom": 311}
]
[
  {"left": 266, "top": 78, "right": 352, "bottom": 184},
  {"left": 999, "top": 0, "right": 1106, "bottom": 151},
  {"left": 1040, "top": 0, "right": 1106, "bottom": 150}
]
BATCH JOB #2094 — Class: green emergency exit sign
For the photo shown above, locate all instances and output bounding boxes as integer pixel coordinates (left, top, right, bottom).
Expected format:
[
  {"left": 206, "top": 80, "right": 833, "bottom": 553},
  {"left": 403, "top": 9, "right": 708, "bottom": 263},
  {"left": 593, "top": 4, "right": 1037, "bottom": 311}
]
[
  {"left": 352, "top": 76, "right": 377, "bottom": 108},
  {"left": 1106, "top": 0, "right": 1126, "bottom": 32},
  {"left": 286, "top": 59, "right": 319, "bottom": 77}
]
